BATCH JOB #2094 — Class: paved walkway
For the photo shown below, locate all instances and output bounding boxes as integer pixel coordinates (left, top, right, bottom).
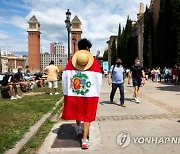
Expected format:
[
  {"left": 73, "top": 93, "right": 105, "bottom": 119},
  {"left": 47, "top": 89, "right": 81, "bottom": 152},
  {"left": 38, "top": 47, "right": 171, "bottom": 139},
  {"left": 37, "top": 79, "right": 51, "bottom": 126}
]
[{"left": 38, "top": 78, "right": 180, "bottom": 154}]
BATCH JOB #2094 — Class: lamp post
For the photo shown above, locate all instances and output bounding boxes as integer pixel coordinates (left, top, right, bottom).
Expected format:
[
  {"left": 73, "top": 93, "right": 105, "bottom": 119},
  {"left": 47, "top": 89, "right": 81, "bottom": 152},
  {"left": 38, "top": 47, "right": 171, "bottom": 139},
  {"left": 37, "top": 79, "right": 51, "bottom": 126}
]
[{"left": 65, "top": 9, "right": 71, "bottom": 60}]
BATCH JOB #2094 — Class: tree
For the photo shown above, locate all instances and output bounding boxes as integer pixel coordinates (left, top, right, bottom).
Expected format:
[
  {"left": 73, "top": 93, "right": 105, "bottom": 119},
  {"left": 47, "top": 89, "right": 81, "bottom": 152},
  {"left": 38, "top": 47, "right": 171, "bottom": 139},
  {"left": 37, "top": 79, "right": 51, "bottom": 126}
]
[
  {"left": 155, "top": 0, "right": 180, "bottom": 67},
  {"left": 171, "top": 0, "right": 180, "bottom": 64},
  {"left": 0, "top": 51, "right": 2, "bottom": 73},
  {"left": 120, "top": 16, "right": 133, "bottom": 67},
  {"left": 111, "top": 39, "right": 117, "bottom": 65},
  {"left": 143, "top": 6, "right": 153, "bottom": 68},
  {"left": 103, "top": 49, "right": 108, "bottom": 61},
  {"left": 117, "top": 23, "right": 121, "bottom": 57}
]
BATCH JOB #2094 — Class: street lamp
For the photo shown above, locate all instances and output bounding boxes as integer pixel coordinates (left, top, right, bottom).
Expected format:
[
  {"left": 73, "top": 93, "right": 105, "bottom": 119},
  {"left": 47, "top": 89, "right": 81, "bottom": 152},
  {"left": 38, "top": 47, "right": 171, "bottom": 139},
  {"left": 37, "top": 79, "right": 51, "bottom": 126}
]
[{"left": 65, "top": 9, "right": 71, "bottom": 60}]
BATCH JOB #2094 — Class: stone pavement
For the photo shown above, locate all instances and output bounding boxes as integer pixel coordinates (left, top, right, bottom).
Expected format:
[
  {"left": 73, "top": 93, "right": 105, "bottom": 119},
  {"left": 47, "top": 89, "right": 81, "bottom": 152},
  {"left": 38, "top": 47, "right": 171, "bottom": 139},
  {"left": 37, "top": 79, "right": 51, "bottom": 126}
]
[{"left": 38, "top": 78, "right": 180, "bottom": 154}]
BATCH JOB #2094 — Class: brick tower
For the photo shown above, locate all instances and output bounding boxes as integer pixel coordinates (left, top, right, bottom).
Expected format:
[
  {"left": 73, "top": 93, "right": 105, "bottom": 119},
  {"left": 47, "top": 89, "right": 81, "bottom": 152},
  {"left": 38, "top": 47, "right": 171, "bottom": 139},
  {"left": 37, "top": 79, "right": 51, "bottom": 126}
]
[
  {"left": 71, "top": 15, "right": 82, "bottom": 55},
  {"left": 27, "top": 15, "right": 41, "bottom": 72}
]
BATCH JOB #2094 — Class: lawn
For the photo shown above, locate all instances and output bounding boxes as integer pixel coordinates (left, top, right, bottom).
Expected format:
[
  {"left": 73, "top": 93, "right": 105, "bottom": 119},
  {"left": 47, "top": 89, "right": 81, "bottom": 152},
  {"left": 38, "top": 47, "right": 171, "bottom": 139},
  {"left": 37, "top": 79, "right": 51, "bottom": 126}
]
[
  {"left": 0, "top": 82, "right": 63, "bottom": 154},
  {"left": 20, "top": 99, "right": 63, "bottom": 154}
]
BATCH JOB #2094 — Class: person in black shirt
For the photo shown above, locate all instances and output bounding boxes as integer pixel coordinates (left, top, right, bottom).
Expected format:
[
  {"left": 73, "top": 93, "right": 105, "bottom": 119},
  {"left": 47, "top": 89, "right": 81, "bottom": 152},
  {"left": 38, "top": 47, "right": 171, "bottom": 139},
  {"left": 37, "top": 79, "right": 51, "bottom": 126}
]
[
  {"left": 1, "top": 73, "right": 22, "bottom": 100},
  {"left": 13, "top": 68, "right": 29, "bottom": 92},
  {"left": 128, "top": 57, "right": 145, "bottom": 103},
  {"left": 35, "top": 70, "right": 44, "bottom": 87}
]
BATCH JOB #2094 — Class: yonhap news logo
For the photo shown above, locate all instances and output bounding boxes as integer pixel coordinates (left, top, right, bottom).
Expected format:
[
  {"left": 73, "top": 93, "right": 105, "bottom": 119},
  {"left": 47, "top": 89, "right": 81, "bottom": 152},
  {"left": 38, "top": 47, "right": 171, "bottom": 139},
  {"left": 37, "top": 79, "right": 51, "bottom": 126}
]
[
  {"left": 116, "top": 132, "right": 131, "bottom": 148},
  {"left": 117, "top": 132, "right": 180, "bottom": 148}
]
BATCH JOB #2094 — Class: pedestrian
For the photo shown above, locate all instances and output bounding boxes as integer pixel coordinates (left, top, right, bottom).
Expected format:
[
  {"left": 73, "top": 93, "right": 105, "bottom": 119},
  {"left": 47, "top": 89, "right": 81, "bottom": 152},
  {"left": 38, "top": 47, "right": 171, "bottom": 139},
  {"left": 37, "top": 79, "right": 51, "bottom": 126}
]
[
  {"left": 128, "top": 57, "right": 145, "bottom": 103},
  {"left": 61, "top": 38, "right": 102, "bottom": 149},
  {"left": 24, "top": 70, "right": 35, "bottom": 90},
  {"left": 151, "top": 68, "right": 155, "bottom": 81},
  {"left": 35, "top": 70, "right": 44, "bottom": 87},
  {"left": 163, "top": 67, "right": 169, "bottom": 82},
  {"left": 154, "top": 67, "right": 160, "bottom": 82},
  {"left": 108, "top": 57, "right": 126, "bottom": 107},
  {"left": 126, "top": 68, "right": 130, "bottom": 78},
  {"left": 44, "top": 61, "right": 59, "bottom": 95},
  {"left": 14, "top": 68, "right": 29, "bottom": 92},
  {"left": 1, "top": 73, "right": 22, "bottom": 100},
  {"left": 104, "top": 69, "right": 108, "bottom": 77},
  {"left": 172, "top": 64, "right": 179, "bottom": 85},
  {"left": 168, "top": 68, "right": 173, "bottom": 82}
]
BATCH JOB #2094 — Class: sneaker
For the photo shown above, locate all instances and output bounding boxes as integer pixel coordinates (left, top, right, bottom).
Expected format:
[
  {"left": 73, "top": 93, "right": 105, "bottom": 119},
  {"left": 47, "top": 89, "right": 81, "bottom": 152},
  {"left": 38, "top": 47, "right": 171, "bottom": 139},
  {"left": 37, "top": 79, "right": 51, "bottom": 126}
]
[
  {"left": 135, "top": 98, "right": 140, "bottom": 103},
  {"left": 81, "top": 139, "right": 89, "bottom": 149},
  {"left": 50, "top": 93, "right": 53, "bottom": 95},
  {"left": 10, "top": 96, "right": 17, "bottom": 100},
  {"left": 16, "top": 95, "right": 22, "bottom": 99},
  {"left": 76, "top": 126, "right": 83, "bottom": 137},
  {"left": 54, "top": 92, "right": 59, "bottom": 95}
]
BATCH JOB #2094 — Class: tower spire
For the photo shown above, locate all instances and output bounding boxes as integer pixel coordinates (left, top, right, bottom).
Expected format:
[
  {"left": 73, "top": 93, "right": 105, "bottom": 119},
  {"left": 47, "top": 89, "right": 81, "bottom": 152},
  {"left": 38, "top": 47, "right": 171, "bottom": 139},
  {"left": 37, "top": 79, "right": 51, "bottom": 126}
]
[{"left": 27, "top": 15, "right": 41, "bottom": 71}]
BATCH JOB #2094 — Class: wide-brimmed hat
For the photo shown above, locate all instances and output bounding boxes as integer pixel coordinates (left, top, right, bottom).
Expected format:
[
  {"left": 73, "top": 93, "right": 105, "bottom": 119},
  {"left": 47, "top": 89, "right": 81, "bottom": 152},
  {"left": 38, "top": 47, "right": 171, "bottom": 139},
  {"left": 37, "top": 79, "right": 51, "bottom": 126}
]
[{"left": 72, "top": 50, "right": 94, "bottom": 71}]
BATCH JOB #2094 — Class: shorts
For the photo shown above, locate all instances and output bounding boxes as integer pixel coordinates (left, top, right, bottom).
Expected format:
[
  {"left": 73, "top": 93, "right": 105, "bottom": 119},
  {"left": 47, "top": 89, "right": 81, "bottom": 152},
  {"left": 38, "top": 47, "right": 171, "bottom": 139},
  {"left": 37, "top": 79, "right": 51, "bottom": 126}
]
[
  {"left": 48, "top": 81, "right": 58, "bottom": 88},
  {"left": 133, "top": 79, "right": 141, "bottom": 87}
]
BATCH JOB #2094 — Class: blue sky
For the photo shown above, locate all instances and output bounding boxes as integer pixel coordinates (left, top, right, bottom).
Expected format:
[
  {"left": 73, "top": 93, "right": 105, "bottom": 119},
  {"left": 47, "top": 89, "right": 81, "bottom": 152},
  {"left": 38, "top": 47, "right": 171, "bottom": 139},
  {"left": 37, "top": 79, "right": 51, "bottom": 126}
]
[{"left": 0, "top": 0, "right": 150, "bottom": 56}]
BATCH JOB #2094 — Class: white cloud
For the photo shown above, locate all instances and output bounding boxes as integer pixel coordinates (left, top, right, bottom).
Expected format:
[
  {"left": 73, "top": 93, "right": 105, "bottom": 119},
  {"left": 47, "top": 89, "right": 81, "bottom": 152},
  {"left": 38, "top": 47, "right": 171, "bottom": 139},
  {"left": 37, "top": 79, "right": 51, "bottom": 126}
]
[
  {"left": 0, "top": 31, "right": 10, "bottom": 40},
  {"left": 0, "top": 0, "right": 150, "bottom": 56}
]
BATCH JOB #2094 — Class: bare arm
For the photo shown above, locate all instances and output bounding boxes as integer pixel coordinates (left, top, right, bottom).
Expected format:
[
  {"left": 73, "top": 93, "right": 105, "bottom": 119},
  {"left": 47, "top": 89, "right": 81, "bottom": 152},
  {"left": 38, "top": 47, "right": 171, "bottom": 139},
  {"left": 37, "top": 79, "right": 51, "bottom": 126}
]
[
  {"left": 128, "top": 71, "right": 132, "bottom": 84},
  {"left": 108, "top": 72, "right": 112, "bottom": 85},
  {"left": 142, "top": 70, "right": 145, "bottom": 78}
]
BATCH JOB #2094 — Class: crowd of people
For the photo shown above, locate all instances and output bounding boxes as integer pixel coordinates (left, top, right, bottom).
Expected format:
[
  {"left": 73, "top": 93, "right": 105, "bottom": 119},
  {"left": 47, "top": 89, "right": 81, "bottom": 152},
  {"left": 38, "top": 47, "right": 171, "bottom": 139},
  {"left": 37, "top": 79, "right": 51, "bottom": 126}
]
[
  {"left": 104, "top": 64, "right": 180, "bottom": 85},
  {"left": 143, "top": 64, "right": 180, "bottom": 85},
  {"left": 0, "top": 60, "right": 61, "bottom": 100}
]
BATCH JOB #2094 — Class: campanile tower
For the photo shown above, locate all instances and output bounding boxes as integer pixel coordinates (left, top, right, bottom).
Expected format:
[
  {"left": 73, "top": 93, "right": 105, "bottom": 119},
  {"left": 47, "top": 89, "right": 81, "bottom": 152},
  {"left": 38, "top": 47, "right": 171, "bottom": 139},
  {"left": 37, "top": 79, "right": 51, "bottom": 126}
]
[
  {"left": 71, "top": 15, "right": 82, "bottom": 55},
  {"left": 27, "top": 15, "right": 41, "bottom": 71}
]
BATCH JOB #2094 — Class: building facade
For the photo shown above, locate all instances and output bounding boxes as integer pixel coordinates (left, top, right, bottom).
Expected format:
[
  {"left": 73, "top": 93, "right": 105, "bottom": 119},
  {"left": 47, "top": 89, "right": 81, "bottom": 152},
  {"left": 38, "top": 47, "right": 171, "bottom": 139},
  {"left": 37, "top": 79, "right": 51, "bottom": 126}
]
[
  {"left": 50, "top": 42, "right": 56, "bottom": 54},
  {"left": 132, "top": 3, "right": 145, "bottom": 66},
  {"left": 1, "top": 55, "right": 8, "bottom": 73},
  {"left": 27, "top": 15, "right": 41, "bottom": 72},
  {"left": 71, "top": 16, "right": 82, "bottom": 55},
  {"left": 7, "top": 54, "right": 26, "bottom": 71},
  {"left": 106, "top": 36, "right": 118, "bottom": 68},
  {"left": 132, "top": 1, "right": 160, "bottom": 67},
  {"left": 40, "top": 43, "right": 67, "bottom": 71}
]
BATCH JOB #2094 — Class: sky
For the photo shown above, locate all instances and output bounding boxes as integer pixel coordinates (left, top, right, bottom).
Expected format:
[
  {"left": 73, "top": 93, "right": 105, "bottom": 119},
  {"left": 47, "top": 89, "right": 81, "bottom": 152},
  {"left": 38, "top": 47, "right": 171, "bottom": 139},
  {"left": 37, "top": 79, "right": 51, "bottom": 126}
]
[{"left": 0, "top": 0, "right": 150, "bottom": 56}]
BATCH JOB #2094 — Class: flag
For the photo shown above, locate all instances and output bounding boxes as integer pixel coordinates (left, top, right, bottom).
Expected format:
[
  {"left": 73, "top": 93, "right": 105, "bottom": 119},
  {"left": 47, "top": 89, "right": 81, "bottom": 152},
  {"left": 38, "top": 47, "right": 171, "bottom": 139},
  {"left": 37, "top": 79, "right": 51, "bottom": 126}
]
[{"left": 62, "top": 57, "right": 102, "bottom": 122}]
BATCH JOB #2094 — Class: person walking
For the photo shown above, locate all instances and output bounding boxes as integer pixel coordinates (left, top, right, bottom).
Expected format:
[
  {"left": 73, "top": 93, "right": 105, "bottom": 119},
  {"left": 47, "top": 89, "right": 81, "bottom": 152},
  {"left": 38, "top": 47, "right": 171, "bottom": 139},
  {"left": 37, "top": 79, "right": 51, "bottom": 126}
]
[
  {"left": 164, "top": 67, "right": 169, "bottom": 82},
  {"left": 44, "top": 61, "right": 59, "bottom": 95},
  {"left": 108, "top": 57, "right": 126, "bottom": 107},
  {"left": 154, "top": 67, "right": 160, "bottom": 82},
  {"left": 61, "top": 38, "right": 102, "bottom": 149},
  {"left": 128, "top": 57, "right": 145, "bottom": 103},
  {"left": 172, "top": 64, "right": 179, "bottom": 85}
]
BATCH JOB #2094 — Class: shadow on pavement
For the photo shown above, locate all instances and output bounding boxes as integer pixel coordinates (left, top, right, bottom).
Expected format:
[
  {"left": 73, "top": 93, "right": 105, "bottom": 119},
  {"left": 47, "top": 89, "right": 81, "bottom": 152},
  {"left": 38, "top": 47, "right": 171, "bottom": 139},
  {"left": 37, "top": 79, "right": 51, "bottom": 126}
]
[
  {"left": 156, "top": 85, "right": 180, "bottom": 92},
  {"left": 99, "top": 101, "right": 120, "bottom": 106},
  {"left": 51, "top": 123, "right": 82, "bottom": 148},
  {"left": 124, "top": 97, "right": 134, "bottom": 102}
]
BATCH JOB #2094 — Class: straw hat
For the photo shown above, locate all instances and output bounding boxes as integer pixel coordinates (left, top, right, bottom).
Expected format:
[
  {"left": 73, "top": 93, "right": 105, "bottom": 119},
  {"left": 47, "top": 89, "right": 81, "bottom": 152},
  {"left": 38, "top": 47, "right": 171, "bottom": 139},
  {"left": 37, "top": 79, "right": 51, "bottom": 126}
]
[{"left": 72, "top": 50, "right": 94, "bottom": 71}]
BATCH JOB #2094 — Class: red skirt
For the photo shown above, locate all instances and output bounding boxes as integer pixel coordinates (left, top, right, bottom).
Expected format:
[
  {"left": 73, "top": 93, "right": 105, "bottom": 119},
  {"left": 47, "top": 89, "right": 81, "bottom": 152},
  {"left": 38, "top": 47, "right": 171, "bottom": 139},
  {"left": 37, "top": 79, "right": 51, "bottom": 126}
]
[{"left": 61, "top": 95, "right": 99, "bottom": 122}]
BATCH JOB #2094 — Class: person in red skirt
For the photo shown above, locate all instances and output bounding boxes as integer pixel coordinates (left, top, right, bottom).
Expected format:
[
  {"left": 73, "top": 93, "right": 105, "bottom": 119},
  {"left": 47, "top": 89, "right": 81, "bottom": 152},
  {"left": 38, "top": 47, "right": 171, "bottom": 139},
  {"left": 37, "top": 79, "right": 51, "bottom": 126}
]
[{"left": 62, "top": 38, "right": 102, "bottom": 149}]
